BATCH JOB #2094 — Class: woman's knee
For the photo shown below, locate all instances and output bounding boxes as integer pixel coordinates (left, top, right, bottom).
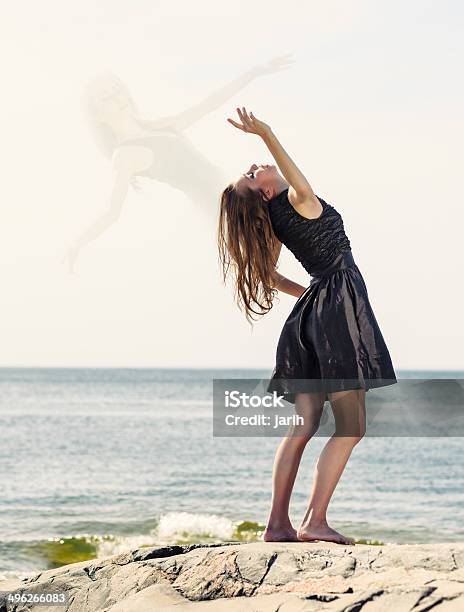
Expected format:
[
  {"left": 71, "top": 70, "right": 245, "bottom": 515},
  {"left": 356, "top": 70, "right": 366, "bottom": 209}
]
[
  {"left": 329, "top": 388, "right": 366, "bottom": 441},
  {"left": 352, "top": 428, "right": 366, "bottom": 445},
  {"left": 335, "top": 421, "right": 366, "bottom": 440},
  {"left": 333, "top": 431, "right": 365, "bottom": 446},
  {"left": 293, "top": 392, "right": 325, "bottom": 437},
  {"left": 287, "top": 418, "right": 321, "bottom": 444}
]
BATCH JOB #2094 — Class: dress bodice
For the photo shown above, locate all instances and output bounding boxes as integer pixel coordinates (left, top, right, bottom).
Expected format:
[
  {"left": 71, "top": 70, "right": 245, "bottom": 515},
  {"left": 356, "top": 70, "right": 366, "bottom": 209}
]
[
  {"left": 117, "top": 128, "right": 223, "bottom": 195},
  {"left": 118, "top": 129, "right": 190, "bottom": 181},
  {"left": 267, "top": 188, "right": 352, "bottom": 276}
]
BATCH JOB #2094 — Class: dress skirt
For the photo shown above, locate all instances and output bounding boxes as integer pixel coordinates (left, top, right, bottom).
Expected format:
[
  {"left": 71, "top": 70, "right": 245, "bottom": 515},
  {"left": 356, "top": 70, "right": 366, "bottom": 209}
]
[{"left": 266, "top": 250, "right": 397, "bottom": 405}]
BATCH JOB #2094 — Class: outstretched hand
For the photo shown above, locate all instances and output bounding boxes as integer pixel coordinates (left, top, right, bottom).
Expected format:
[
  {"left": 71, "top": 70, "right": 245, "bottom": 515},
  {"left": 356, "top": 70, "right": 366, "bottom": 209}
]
[
  {"left": 227, "top": 107, "right": 271, "bottom": 138},
  {"left": 253, "top": 53, "right": 294, "bottom": 76}
]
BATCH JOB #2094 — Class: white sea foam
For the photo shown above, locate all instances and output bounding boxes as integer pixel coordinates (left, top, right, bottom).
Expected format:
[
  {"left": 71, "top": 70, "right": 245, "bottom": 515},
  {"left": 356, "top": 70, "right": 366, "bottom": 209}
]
[
  {"left": 94, "top": 512, "right": 237, "bottom": 559},
  {"left": 96, "top": 534, "right": 159, "bottom": 558},
  {"left": 153, "top": 512, "right": 236, "bottom": 543}
]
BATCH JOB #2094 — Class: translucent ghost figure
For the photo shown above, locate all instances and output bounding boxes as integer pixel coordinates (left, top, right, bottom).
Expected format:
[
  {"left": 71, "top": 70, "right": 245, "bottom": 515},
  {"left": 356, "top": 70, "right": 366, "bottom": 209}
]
[{"left": 64, "top": 55, "right": 294, "bottom": 273}]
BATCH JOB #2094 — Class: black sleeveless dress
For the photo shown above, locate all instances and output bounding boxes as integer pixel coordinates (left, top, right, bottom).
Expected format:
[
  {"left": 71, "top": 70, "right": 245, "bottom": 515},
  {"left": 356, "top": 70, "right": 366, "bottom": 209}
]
[{"left": 266, "top": 188, "right": 397, "bottom": 405}]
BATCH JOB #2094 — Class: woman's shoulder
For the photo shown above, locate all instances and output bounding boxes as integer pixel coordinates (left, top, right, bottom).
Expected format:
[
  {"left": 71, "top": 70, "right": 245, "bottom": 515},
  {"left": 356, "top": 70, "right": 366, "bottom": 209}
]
[
  {"left": 268, "top": 188, "right": 329, "bottom": 217},
  {"left": 269, "top": 187, "right": 328, "bottom": 204}
]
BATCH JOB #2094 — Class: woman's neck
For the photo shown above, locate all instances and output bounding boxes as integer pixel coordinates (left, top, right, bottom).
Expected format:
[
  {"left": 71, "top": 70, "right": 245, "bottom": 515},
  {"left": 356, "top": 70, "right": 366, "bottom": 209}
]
[{"left": 272, "top": 178, "right": 289, "bottom": 198}]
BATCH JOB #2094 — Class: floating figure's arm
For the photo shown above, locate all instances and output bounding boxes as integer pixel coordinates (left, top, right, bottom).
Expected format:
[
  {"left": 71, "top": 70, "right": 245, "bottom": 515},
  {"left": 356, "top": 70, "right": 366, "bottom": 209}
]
[
  {"left": 63, "top": 158, "right": 133, "bottom": 273},
  {"left": 144, "top": 54, "right": 294, "bottom": 132}
]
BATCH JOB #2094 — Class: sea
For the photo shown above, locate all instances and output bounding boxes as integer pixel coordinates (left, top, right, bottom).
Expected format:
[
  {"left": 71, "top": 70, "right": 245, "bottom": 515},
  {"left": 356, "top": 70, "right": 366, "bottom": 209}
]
[{"left": 0, "top": 367, "right": 463, "bottom": 581}]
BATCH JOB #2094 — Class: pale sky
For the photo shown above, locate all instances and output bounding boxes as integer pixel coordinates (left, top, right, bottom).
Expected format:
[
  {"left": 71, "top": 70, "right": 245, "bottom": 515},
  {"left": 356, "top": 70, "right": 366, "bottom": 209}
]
[{"left": 0, "top": 0, "right": 462, "bottom": 369}]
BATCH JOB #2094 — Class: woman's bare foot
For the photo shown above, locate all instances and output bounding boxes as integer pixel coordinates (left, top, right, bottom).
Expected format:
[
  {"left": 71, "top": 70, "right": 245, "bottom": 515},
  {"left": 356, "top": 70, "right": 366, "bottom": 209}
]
[
  {"left": 263, "top": 524, "right": 299, "bottom": 542},
  {"left": 297, "top": 519, "right": 355, "bottom": 545}
]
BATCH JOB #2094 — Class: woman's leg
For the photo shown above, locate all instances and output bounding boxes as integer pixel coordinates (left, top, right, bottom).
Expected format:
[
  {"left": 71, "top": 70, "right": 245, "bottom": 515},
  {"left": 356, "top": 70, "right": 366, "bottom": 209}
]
[
  {"left": 264, "top": 390, "right": 326, "bottom": 542},
  {"left": 297, "top": 388, "right": 367, "bottom": 545}
]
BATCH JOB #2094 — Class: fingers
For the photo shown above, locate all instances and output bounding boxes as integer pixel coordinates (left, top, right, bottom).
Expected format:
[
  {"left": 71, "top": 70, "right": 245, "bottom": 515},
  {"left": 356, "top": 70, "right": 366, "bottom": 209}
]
[
  {"left": 227, "top": 118, "right": 245, "bottom": 131},
  {"left": 238, "top": 107, "right": 253, "bottom": 129},
  {"left": 237, "top": 107, "right": 247, "bottom": 125},
  {"left": 227, "top": 107, "right": 257, "bottom": 133},
  {"left": 227, "top": 108, "right": 250, "bottom": 132}
]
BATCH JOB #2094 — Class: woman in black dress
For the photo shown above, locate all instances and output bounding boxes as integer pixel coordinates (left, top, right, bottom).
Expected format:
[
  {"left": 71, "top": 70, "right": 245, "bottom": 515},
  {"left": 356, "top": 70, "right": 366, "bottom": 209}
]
[{"left": 218, "top": 107, "right": 397, "bottom": 545}]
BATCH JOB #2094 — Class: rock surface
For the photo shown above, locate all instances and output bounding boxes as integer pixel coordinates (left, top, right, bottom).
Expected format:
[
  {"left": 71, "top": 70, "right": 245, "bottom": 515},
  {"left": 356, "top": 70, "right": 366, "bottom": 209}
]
[{"left": 1, "top": 541, "right": 464, "bottom": 611}]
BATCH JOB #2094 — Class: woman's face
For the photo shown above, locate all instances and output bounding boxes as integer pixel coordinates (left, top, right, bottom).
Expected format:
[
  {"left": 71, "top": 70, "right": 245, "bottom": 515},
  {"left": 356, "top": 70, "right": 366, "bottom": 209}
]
[
  {"left": 92, "top": 77, "right": 134, "bottom": 125},
  {"left": 235, "top": 164, "right": 281, "bottom": 200}
]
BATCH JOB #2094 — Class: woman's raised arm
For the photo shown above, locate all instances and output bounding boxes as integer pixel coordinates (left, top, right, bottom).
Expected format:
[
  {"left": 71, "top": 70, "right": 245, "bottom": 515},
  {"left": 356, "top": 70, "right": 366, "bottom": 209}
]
[{"left": 227, "top": 106, "right": 314, "bottom": 202}]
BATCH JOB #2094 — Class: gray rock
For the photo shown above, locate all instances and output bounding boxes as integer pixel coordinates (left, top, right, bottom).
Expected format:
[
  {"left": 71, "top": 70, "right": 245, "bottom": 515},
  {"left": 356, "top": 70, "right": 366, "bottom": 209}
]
[{"left": 1, "top": 541, "right": 464, "bottom": 611}]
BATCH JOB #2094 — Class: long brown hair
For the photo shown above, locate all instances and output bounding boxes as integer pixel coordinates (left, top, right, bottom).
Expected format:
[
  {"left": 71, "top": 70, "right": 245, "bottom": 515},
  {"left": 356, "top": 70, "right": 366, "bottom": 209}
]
[{"left": 217, "top": 182, "right": 280, "bottom": 324}]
